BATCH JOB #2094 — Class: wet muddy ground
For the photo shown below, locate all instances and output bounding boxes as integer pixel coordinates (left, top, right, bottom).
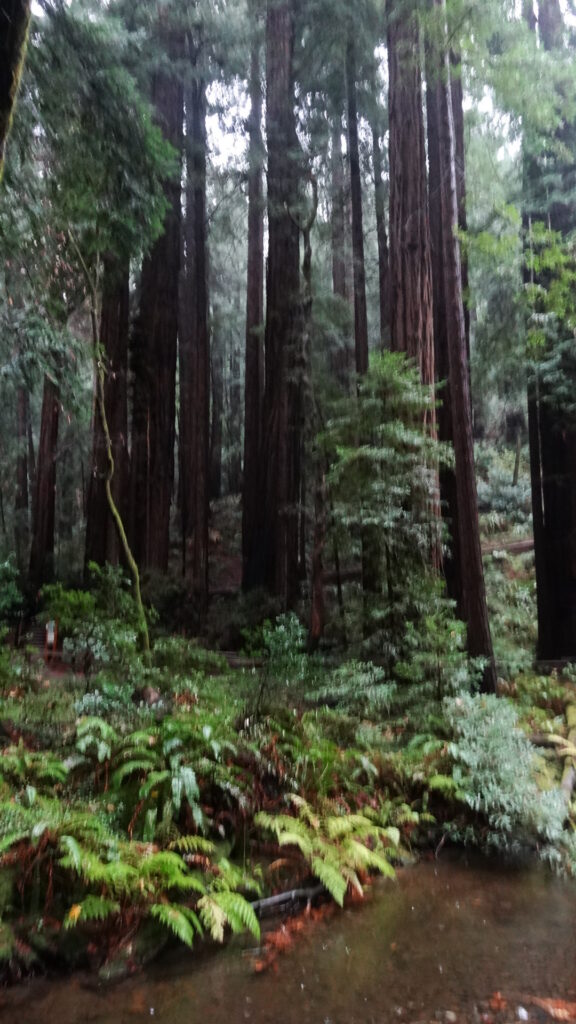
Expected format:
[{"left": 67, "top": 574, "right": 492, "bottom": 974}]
[{"left": 3, "top": 851, "right": 576, "bottom": 1024}]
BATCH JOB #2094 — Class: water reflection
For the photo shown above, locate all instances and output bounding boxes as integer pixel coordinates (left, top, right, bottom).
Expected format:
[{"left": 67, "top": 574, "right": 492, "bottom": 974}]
[{"left": 4, "top": 852, "right": 576, "bottom": 1024}]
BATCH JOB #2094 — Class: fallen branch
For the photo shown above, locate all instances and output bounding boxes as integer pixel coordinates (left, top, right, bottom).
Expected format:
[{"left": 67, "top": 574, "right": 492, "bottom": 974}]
[{"left": 250, "top": 884, "right": 325, "bottom": 918}]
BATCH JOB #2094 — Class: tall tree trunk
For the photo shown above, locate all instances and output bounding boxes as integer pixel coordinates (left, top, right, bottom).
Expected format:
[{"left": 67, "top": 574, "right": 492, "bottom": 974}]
[
  {"left": 130, "top": 28, "right": 183, "bottom": 572},
  {"left": 242, "top": 8, "right": 265, "bottom": 588},
  {"left": 85, "top": 258, "right": 129, "bottom": 570},
  {"left": 0, "top": 0, "right": 30, "bottom": 181},
  {"left": 346, "top": 35, "right": 369, "bottom": 377},
  {"left": 427, "top": 42, "right": 462, "bottom": 613},
  {"left": 431, "top": 0, "right": 496, "bottom": 691},
  {"left": 388, "top": 3, "right": 434, "bottom": 390},
  {"left": 524, "top": 0, "right": 576, "bottom": 659},
  {"left": 371, "top": 120, "right": 390, "bottom": 348},
  {"left": 179, "top": 45, "right": 209, "bottom": 608},
  {"left": 209, "top": 316, "right": 224, "bottom": 501},
  {"left": 257, "top": 0, "right": 302, "bottom": 602},
  {"left": 329, "top": 119, "right": 352, "bottom": 386},
  {"left": 29, "top": 377, "right": 59, "bottom": 588},
  {"left": 14, "top": 385, "right": 29, "bottom": 575}
]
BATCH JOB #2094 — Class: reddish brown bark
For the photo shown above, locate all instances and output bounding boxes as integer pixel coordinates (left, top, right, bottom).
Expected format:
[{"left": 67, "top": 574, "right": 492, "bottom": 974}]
[
  {"left": 85, "top": 259, "right": 130, "bottom": 570},
  {"left": 257, "top": 0, "right": 302, "bottom": 602},
  {"left": 427, "top": 51, "right": 462, "bottom": 613},
  {"left": 431, "top": 0, "right": 496, "bottom": 691},
  {"left": 179, "top": 44, "right": 209, "bottom": 607},
  {"left": 130, "top": 29, "right": 183, "bottom": 572}
]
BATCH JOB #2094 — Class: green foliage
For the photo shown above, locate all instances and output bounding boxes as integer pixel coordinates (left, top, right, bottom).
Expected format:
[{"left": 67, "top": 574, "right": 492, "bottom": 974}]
[
  {"left": 445, "top": 693, "right": 568, "bottom": 856},
  {"left": 0, "top": 561, "right": 24, "bottom": 626},
  {"left": 43, "top": 565, "right": 141, "bottom": 675},
  {"left": 255, "top": 795, "right": 398, "bottom": 906},
  {"left": 322, "top": 351, "right": 450, "bottom": 657}
]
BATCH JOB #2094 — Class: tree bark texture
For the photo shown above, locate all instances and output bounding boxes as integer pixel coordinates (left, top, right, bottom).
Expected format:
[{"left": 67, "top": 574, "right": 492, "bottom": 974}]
[
  {"left": 257, "top": 0, "right": 302, "bottom": 602},
  {"left": 431, "top": 0, "right": 496, "bottom": 692},
  {"left": 0, "top": 0, "right": 30, "bottom": 180},
  {"left": 346, "top": 35, "right": 369, "bottom": 377},
  {"left": 85, "top": 259, "right": 130, "bottom": 570},
  {"left": 387, "top": 4, "right": 434, "bottom": 391},
  {"left": 29, "top": 376, "right": 59, "bottom": 588},
  {"left": 179, "top": 46, "right": 209, "bottom": 607},
  {"left": 426, "top": 48, "right": 462, "bottom": 613},
  {"left": 242, "top": 13, "right": 265, "bottom": 588},
  {"left": 524, "top": 0, "right": 576, "bottom": 658},
  {"left": 130, "top": 29, "right": 183, "bottom": 572}
]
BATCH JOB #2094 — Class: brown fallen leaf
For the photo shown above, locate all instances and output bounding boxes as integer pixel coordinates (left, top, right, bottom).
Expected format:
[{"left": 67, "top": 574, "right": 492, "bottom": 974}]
[{"left": 489, "top": 991, "right": 507, "bottom": 1012}]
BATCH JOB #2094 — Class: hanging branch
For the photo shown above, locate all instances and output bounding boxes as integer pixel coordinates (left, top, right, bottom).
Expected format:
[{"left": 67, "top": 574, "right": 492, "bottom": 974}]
[{"left": 70, "top": 234, "right": 150, "bottom": 655}]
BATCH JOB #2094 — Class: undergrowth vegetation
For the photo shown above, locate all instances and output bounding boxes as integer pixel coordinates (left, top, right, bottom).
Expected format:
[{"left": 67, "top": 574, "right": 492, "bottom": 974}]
[{"left": 0, "top": 401, "right": 572, "bottom": 986}]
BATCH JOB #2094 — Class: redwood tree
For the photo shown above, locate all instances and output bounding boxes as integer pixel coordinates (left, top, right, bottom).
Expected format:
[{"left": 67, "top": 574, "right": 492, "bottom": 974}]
[
  {"left": 524, "top": 0, "right": 576, "bottom": 659},
  {"left": 257, "top": 0, "right": 302, "bottom": 602},
  {"left": 242, "top": 6, "right": 265, "bottom": 589},
  {"left": 429, "top": 0, "right": 496, "bottom": 691},
  {"left": 179, "top": 33, "right": 209, "bottom": 608},
  {"left": 130, "top": 26, "right": 183, "bottom": 572}
]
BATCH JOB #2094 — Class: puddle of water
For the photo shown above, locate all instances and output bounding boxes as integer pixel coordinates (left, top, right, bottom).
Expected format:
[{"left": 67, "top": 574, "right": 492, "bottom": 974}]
[{"left": 3, "top": 852, "right": 576, "bottom": 1024}]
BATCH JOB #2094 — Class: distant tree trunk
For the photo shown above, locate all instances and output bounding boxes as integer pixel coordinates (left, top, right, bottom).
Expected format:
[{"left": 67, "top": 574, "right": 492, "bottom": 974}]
[
  {"left": 130, "top": 29, "right": 182, "bottom": 572},
  {"left": 0, "top": 0, "right": 30, "bottom": 181},
  {"left": 179, "top": 43, "right": 209, "bottom": 608},
  {"left": 14, "top": 385, "right": 29, "bottom": 575},
  {"left": 209, "top": 317, "right": 224, "bottom": 501},
  {"left": 29, "top": 377, "right": 59, "bottom": 588},
  {"left": 372, "top": 124, "right": 390, "bottom": 349},
  {"left": 346, "top": 35, "right": 369, "bottom": 377},
  {"left": 257, "top": 0, "right": 302, "bottom": 602},
  {"left": 242, "top": 9, "right": 265, "bottom": 588},
  {"left": 388, "top": 3, "right": 434, "bottom": 389},
  {"left": 85, "top": 258, "right": 129, "bottom": 571},
  {"left": 228, "top": 342, "right": 242, "bottom": 495},
  {"left": 329, "top": 119, "right": 352, "bottom": 386},
  {"left": 431, "top": 0, "right": 496, "bottom": 692}
]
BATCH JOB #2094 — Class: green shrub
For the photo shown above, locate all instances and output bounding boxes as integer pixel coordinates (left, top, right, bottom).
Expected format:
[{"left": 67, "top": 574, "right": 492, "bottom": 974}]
[{"left": 445, "top": 693, "right": 568, "bottom": 858}]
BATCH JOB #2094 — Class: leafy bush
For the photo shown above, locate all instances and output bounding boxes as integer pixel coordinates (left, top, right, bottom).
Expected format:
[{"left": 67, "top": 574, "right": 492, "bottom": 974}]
[{"left": 445, "top": 693, "right": 568, "bottom": 857}]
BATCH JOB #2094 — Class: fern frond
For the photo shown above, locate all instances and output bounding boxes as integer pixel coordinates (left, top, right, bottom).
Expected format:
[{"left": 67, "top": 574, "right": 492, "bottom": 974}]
[
  {"left": 140, "top": 852, "right": 206, "bottom": 894},
  {"left": 148, "top": 903, "right": 199, "bottom": 947},
  {"left": 197, "top": 894, "right": 228, "bottom": 943},
  {"left": 169, "top": 835, "right": 215, "bottom": 856},
  {"left": 207, "top": 891, "right": 260, "bottom": 939},
  {"left": 64, "top": 895, "right": 120, "bottom": 928},
  {"left": 310, "top": 858, "right": 347, "bottom": 906},
  {"left": 112, "top": 759, "right": 159, "bottom": 788}
]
